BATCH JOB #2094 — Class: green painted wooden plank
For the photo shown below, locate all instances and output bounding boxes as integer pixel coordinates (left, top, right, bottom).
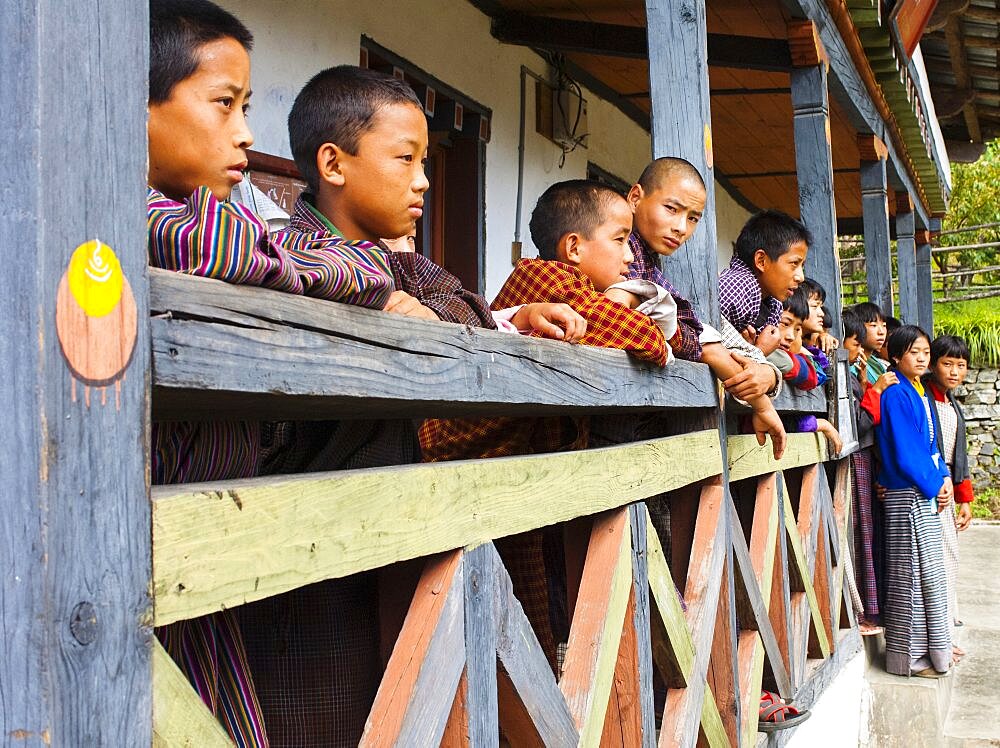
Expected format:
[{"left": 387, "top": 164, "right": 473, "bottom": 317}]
[{"left": 153, "top": 430, "right": 723, "bottom": 625}]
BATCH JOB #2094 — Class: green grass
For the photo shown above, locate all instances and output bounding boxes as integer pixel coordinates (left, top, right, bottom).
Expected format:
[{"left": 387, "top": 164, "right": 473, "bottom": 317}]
[
  {"left": 971, "top": 487, "right": 1000, "bottom": 521},
  {"left": 933, "top": 299, "right": 1000, "bottom": 368}
]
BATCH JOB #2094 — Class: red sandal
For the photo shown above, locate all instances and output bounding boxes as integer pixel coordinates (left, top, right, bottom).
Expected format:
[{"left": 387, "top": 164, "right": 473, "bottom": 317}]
[{"left": 759, "top": 695, "right": 810, "bottom": 732}]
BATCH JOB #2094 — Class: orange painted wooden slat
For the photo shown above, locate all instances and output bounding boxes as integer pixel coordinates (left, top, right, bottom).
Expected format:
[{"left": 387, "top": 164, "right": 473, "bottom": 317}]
[
  {"left": 361, "top": 550, "right": 464, "bottom": 746},
  {"left": 600, "top": 587, "right": 642, "bottom": 747}
]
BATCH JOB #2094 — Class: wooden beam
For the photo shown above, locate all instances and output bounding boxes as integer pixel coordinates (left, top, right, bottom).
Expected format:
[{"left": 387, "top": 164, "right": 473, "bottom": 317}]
[
  {"left": 727, "top": 433, "right": 827, "bottom": 483},
  {"left": 628, "top": 503, "right": 658, "bottom": 743},
  {"left": 646, "top": 0, "right": 721, "bottom": 325},
  {"left": 599, "top": 587, "right": 644, "bottom": 747},
  {"left": 860, "top": 136, "right": 895, "bottom": 315},
  {"left": 493, "top": 545, "right": 580, "bottom": 746},
  {"left": 896, "top": 199, "right": 919, "bottom": 324},
  {"left": 149, "top": 269, "right": 718, "bottom": 421},
  {"left": 787, "top": 0, "right": 932, "bottom": 225},
  {"left": 857, "top": 133, "right": 889, "bottom": 162},
  {"left": 152, "top": 641, "right": 234, "bottom": 748},
  {"left": 360, "top": 551, "right": 466, "bottom": 747},
  {"left": 489, "top": 13, "right": 793, "bottom": 71},
  {"left": 728, "top": 496, "right": 791, "bottom": 695},
  {"left": 916, "top": 237, "right": 935, "bottom": 332},
  {"left": 791, "top": 43, "right": 844, "bottom": 334},
  {"left": 645, "top": 508, "right": 696, "bottom": 687},
  {"left": 944, "top": 15, "right": 983, "bottom": 142},
  {"left": 152, "top": 430, "right": 722, "bottom": 625},
  {"left": 966, "top": 5, "right": 1000, "bottom": 21},
  {"left": 462, "top": 543, "right": 499, "bottom": 745},
  {"left": 660, "top": 482, "right": 729, "bottom": 746},
  {"left": 784, "top": 474, "right": 831, "bottom": 659},
  {"left": 787, "top": 20, "right": 830, "bottom": 67},
  {"left": 1, "top": 0, "right": 152, "bottom": 742},
  {"left": 560, "top": 509, "right": 633, "bottom": 744}
]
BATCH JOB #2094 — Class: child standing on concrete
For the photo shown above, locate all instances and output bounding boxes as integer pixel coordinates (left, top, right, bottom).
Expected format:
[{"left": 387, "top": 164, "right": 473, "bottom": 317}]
[
  {"left": 842, "top": 310, "right": 897, "bottom": 635},
  {"left": 876, "top": 325, "right": 952, "bottom": 677},
  {"left": 924, "top": 335, "right": 975, "bottom": 662}
]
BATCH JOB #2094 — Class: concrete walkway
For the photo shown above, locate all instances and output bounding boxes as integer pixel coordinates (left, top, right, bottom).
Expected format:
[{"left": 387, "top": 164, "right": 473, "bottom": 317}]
[{"left": 943, "top": 523, "right": 1000, "bottom": 746}]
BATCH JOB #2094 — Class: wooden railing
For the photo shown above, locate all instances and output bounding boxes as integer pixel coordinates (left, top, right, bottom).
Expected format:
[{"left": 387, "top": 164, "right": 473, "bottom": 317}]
[{"left": 149, "top": 269, "right": 858, "bottom": 747}]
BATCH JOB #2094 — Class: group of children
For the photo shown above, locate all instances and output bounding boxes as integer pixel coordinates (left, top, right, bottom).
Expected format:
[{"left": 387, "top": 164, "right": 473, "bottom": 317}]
[
  {"left": 147, "top": 0, "right": 973, "bottom": 743},
  {"left": 839, "top": 304, "right": 974, "bottom": 679}
]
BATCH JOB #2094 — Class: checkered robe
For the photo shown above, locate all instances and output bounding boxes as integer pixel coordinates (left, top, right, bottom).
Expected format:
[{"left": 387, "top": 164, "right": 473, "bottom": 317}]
[
  {"left": 718, "top": 255, "right": 782, "bottom": 333},
  {"left": 626, "top": 232, "right": 703, "bottom": 361},
  {"left": 419, "top": 258, "right": 670, "bottom": 462},
  {"left": 419, "top": 258, "right": 670, "bottom": 669}
]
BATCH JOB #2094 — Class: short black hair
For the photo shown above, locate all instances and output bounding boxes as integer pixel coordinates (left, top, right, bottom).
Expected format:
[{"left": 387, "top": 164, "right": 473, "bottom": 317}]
[
  {"left": 636, "top": 157, "right": 705, "bottom": 194},
  {"left": 821, "top": 304, "right": 833, "bottom": 330},
  {"left": 842, "top": 309, "right": 865, "bottom": 343},
  {"left": 782, "top": 287, "right": 809, "bottom": 322},
  {"left": 733, "top": 210, "right": 812, "bottom": 265},
  {"left": 851, "top": 301, "right": 886, "bottom": 325},
  {"left": 288, "top": 65, "right": 422, "bottom": 193},
  {"left": 149, "top": 0, "right": 253, "bottom": 104},
  {"left": 884, "top": 315, "right": 901, "bottom": 335},
  {"left": 529, "top": 180, "right": 626, "bottom": 260},
  {"left": 887, "top": 324, "right": 930, "bottom": 364},
  {"left": 930, "top": 334, "right": 971, "bottom": 364},
  {"left": 799, "top": 277, "right": 827, "bottom": 302}
]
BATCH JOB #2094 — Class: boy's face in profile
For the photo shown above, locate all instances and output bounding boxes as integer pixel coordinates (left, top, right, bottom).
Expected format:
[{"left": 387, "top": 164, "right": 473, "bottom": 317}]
[
  {"left": 804, "top": 293, "right": 824, "bottom": 334},
  {"left": 863, "top": 318, "right": 886, "bottom": 353},
  {"left": 148, "top": 37, "right": 253, "bottom": 201},
  {"left": 627, "top": 174, "right": 705, "bottom": 257},
  {"left": 754, "top": 241, "right": 807, "bottom": 302},
  {"left": 563, "top": 197, "right": 634, "bottom": 292},
  {"left": 843, "top": 333, "right": 864, "bottom": 364},
  {"left": 331, "top": 102, "right": 429, "bottom": 242},
  {"left": 777, "top": 310, "right": 803, "bottom": 353}
]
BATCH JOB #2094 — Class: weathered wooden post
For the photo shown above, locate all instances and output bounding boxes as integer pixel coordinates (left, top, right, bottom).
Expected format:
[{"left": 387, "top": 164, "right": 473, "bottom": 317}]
[
  {"left": 916, "top": 230, "right": 935, "bottom": 332},
  {"left": 789, "top": 21, "right": 843, "bottom": 335},
  {"left": 896, "top": 194, "right": 919, "bottom": 324},
  {"left": 859, "top": 134, "right": 894, "bottom": 315},
  {"left": 0, "top": 1, "right": 152, "bottom": 744},
  {"left": 646, "top": 2, "right": 742, "bottom": 741},
  {"left": 645, "top": 0, "right": 720, "bottom": 326}
]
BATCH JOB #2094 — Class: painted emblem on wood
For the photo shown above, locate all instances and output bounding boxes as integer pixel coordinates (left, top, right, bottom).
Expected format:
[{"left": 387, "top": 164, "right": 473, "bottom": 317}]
[
  {"left": 56, "top": 240, "right": 137, "bottom": 407},
  {"left": 703, "top": 124, "right": 714, "bottom": 170}
]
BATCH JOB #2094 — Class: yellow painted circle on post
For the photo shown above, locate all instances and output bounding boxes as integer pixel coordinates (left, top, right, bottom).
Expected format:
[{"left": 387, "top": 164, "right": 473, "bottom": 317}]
[
  {"left": 703, "top": 124, "right": 714, "bottom": 170},
  {"left": 67, "top": 240, "right": 123, "bottom": 318}
]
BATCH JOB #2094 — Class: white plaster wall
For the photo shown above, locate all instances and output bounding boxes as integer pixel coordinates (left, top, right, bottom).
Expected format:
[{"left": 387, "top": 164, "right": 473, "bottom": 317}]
[{"left": 222, "top": 0, "right": 749, "bottom": 296}]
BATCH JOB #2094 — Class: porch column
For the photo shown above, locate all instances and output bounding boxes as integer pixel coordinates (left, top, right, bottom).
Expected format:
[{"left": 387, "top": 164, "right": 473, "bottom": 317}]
[
  {"left": 859, "top": 135, "right": 894, "bottom": 315},
  {"left": 646, "top": 0, "right": 720, "bottom": 326},
  {"left": 895, "top": 194, "right": 919, "bottom": 325},
  {"left": 0, "top": 1, "right": 152, "bottom": 742},
  {"left": 789, "top": 21, "right": 843, "bottom": 334},
  {"left": 916, "top": 230, "right": 935, "bottom": 332}
]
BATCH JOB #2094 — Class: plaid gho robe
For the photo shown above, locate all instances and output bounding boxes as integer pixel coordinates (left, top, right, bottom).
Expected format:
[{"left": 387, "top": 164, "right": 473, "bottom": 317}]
[
  {"left": 419, "top": 258, "right": 671, "bottom": 463},
  {"left": 419, "top": 258, "right": 673, "bottom": 668}
]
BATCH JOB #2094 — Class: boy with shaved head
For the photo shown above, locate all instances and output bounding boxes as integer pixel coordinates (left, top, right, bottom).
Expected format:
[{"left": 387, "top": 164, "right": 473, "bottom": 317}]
[{"left": 625, "top": 157, "right": 786, "bottom": 456}]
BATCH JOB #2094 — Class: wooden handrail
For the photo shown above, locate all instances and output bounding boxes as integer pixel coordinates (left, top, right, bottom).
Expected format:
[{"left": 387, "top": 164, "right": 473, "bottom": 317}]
[{"left": 150, "top": 268, "right": 720, "bottom": 421}]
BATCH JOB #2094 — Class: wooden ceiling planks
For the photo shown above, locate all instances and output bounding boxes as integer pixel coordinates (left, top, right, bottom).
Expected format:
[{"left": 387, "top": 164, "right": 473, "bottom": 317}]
[{"left": 487, "top": 0, "right": 869, "bottom": 220}]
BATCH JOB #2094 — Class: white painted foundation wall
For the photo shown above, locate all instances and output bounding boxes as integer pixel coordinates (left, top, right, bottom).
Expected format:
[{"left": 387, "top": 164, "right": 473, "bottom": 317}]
[{"left": 223, "top": 0, "right": 748, "bottom": 296}]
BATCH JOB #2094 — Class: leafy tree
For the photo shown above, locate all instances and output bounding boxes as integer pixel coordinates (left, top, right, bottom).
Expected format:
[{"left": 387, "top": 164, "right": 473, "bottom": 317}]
[{"left": 938, "top": 139, "right": 1000, "bottom": 290}]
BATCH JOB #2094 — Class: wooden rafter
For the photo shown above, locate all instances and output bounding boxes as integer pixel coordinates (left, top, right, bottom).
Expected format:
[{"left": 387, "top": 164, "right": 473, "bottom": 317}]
[
  {"left": 488, "top": 12, "right": 794, "bottom": 71},
  {"left": 944, "top": 15, "right": 984, "bottom": 142}
]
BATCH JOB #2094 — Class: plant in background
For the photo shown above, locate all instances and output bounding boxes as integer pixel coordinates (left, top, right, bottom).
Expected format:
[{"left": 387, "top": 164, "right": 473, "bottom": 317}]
[
  {"left": 935, "top": 298, "right": 1000, "bottom": 368},
  {"left": 937, "top": 139, "right": 1000, "bottom": 294}
]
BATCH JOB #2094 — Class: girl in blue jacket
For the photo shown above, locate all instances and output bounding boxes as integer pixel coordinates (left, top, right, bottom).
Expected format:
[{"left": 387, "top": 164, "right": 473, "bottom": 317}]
[{"left": 876, "top": 325, "right": 953, "bottom": 677}]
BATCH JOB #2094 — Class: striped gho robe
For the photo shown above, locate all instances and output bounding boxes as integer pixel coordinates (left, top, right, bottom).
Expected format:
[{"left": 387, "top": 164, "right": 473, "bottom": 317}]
[
  {"left": 419, "top": 258, "right": 675, "bottom": 668},
  {"left": 148, "top": 186, "right": 395, "bottom": 748}
]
